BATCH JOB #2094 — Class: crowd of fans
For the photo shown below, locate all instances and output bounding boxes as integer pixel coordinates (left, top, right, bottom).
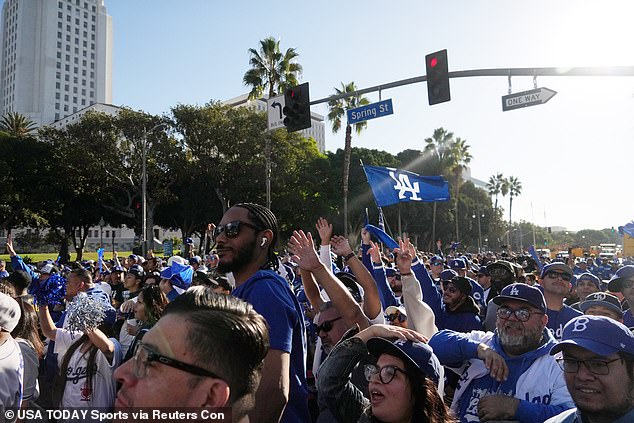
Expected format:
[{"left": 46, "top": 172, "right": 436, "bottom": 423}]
[{"left": 0, "top": 203, "right": 633, "bottom": 423}]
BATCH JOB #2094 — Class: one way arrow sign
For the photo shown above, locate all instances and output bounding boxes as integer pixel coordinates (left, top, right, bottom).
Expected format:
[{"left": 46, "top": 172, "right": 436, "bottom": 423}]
[{"left": 502, "top": 87, "right": 557, "bottom": 112}]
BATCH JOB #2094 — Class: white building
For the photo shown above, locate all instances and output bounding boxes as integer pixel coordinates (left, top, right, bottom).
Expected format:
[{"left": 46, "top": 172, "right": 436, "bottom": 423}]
[
  {"left": 223, "top": 93, "right": 326, "bottom": 154},
  {"left": 49, "top": 101, "right": 120, "bottom": 128},
  {"left": 0, "top": 0, "right": 113, "bottom": 126}
]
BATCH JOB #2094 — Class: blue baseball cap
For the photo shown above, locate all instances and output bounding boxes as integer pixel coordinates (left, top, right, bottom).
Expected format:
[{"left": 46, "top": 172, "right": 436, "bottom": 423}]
[
  {"left": 550, "top": 315, "right": 634, "bottom": 356},
  {"left": 439, "top": 269, "right": 458, "bottom": 282},
  {"left": 367, "top": 337, "right": 441, "bottom": 385},
  {"left": 576, "top": 272, "right": 601, "bottom": 290},
  {"left": 449, "top": 259, "right": 466, "bottom": 270},
  {"left": 608, "top": 265, "right": 634, "bottom": 292},
  {"left": 160, "top": 262, "right": 193, "bottom": 290},
  {"left": 493, "top": 283, "right": 547, "bottom": 313},
  {"left": 430, "top": 255, "right": 444, "bottom": 265},
  {"left": 127, "top": 264, "right": 145, "bottom": 279},
  {"left": 579, "top": 292, "right": 623, "bottom": 317}
]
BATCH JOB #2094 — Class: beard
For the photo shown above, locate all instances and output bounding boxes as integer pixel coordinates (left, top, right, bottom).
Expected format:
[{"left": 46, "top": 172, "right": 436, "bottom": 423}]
[
  {"left": 498, "top": 321, "right": 544, "bottom": 355},
  {"left": 577, "top": 378, "right": 634, "bottom": 421},
  {"left": 217, "top": 237, "right": 258, "bottom": 274}
]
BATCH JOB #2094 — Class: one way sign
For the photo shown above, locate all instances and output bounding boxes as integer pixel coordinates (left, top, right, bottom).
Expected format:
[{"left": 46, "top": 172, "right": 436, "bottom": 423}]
[
  {"left": 267, "top": 95, "right": 286, "bottom": 131},
  {"left": 502, "top": 87, "right": 557, "bottom": 112}
]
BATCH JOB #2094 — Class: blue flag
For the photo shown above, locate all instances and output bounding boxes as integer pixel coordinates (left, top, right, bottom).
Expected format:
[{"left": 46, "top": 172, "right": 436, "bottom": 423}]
[
  {"left": 528, "top": 246, "right": 544, "bottom": 272},
  {"left": 362, "top": 165, "right": 450, "bottom": 207},
  {"left": 618, "top": 221, "right": 634, "bottom": 237},
  {"left": 365, "top": 224, "right": 399, "bottom": 250}
]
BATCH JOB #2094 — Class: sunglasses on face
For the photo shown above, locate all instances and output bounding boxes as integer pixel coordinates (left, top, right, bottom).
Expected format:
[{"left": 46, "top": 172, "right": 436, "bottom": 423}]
[
  {"left": 386, "top": 312, "right": 407, "bottom": 323},
  {"left": 546, "top": 271, "right": 572, "bottom": 281},
  {"left": 212, "top": 220, "right": 262, "bottom": 242},
  {"left": 431, "top": 262, "right": 443, "bottom": 266},
  {"left": 315, "top": 317, "right": 342, "bottom": 334}
]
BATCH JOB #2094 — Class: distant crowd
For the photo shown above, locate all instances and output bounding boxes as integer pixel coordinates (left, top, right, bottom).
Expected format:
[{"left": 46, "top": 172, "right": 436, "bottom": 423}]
[{"left": 1, "top": 203, "right": 633, "bottom": 423}]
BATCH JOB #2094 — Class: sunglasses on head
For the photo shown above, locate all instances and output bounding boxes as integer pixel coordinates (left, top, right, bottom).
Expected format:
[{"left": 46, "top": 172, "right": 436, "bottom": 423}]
[
  {"left": 315, "top": 317, "right": 342, "bottom": 334},
  {"left": 546, "top": 271, "right": 572, "bottom": 281},
  {"left": 212, "top": 220, "right": 262, "bottom": 242}
]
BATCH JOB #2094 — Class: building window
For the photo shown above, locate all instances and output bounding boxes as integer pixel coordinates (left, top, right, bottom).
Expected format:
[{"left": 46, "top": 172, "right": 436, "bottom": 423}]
[
  {"left": 56, "top": 62, "right": 61, "bottom": 69},
  {"left": 105, "top": 230, "right": 109, "bottom": 238},
  {"left": 64, "top": 94, "right": 68, "bottom": 101},
  {"left": 55, "top": 93, "right": 60, "bottom": 99},
  {"left": 73, "top": 97, "right": 77, "bottom": 103},
  {"left": 64, "top": 75, "right": 69, "bottom": 81},
  {"left": 73, "top": 106, "right": 77, "bottom": 113},
  {"left": 58, "top": 31, "right": 62, "bottom": 39},
  {"left": 81, "top": 99, "right": 85, "bottom": 105},
  {"left": 55, "top": 113, "right": 60, "bottom": 120},
  {"left": 64, "top": 105, "right": 68, "bottom": 111},
  {"left": 56, "top": 52, "right": 61, "bottom": 59},
  {"left": 55, "top": 103, "right": 60, "bottom": 110},
  {"left": 57, "top": 41, "right": 62, "bottom": 48},
  {"left": 56, "top": 82, "right": 60, "bottom": 89},
  {"left": 59, "top": 1, "right": 63, "bottom": 8}
]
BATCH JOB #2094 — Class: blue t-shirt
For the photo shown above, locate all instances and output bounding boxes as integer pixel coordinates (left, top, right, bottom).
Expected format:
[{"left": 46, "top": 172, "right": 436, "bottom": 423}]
[
  {"left": 546, "top": 305, "right": 582, "bottom": 340},
  {"left": 623, "top": 309, "right": 634, "bottom": 328},
  {"left": 232, "top": 270, "right": 310, "bottom": 423}
]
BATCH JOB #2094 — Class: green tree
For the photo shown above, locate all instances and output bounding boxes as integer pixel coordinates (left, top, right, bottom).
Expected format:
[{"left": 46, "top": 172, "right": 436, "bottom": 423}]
[
  {"left": 243, "top": 36, "right": 302, "bottom": 100},
  {"left": 327, "top": 82, "right": 370, "bottom": 235},
  {"left": 487, "top": 172, "right": 505, "bottom": 212},
  {"left": 0, "top": 112, "right": 37, "bottom": 137},
  {"left": 448, "top": 137, "right": 472, "bottom": 242},
  {"left": 506, "top": 175, "right": 522, "bottom": 249}
]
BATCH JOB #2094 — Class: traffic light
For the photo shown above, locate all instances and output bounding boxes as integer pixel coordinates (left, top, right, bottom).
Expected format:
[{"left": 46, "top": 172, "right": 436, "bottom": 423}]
[
  {"left": 425, "top": 49, "right": 450, "bottom": 105},
  {"left": 283, "top": 82, "right": 311, "bottom": 132}
]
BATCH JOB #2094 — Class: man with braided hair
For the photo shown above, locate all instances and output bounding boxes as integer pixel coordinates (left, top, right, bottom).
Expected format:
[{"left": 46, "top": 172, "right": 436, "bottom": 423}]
[{"left": 214, "top": 203, "right": 310, "bottom": 423}]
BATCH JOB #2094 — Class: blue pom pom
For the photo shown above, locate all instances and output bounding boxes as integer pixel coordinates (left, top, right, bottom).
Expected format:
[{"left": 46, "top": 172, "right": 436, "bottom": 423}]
[{"left": 32, "top": 273, "right": 66, "bottom": 306}]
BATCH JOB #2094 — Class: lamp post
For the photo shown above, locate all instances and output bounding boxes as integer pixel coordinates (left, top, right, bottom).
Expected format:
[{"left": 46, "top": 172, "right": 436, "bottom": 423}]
[
  {"left": 98, "top": 216, "right": 105, "bottom": 248},
  {"left": 472, "top": 211, "right": 484, "bottom": 253},
  {"left": 142, "top": 123, "right": 167, "bottom": 257}
]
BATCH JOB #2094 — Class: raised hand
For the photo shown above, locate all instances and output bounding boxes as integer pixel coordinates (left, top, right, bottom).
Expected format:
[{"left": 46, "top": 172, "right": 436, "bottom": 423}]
[
  {"left": 361, "top": 227, "right": 371, "bottom": 245},
  {"left": 394, "top": 237, "right": 414, "bottom": 274},
  {"left": 288, "top": 230, "right": 322, "bottom": 273},
  {"left": 5, "top": 233, "right": 16, "bottom": 257},
  {"left": 330, "top": 235, "right": 354, "bottom": 257},
  {"left": 315, "top": 217, "right": 333, "bottom": 246},
  {"left": 368, "top": 240, "right": 382, "bottom": 263}
]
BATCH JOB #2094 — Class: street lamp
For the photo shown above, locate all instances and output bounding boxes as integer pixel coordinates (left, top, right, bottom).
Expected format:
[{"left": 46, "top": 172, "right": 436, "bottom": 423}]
[
  {"left": 98, "top": 216, "right": 105, "bottom": 248},
  {"left": 142, "top": 122, "right": 167, "bottom": 257},
  {"left": 472, "top": 211, "right": 485, "bottom": 253}
]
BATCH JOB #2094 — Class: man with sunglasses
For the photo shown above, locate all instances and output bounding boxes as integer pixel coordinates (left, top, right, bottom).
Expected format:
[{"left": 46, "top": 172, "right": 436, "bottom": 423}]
[
  {"left": 540, "top": 262, "right": 583, "bottom": 340},
  {"left": 607, "top": 265, "right": 634, "bottom": 327},
  {"left": 429, "top": 283, "right": 574, "bottom": 423},
  {"left": 114, "top": 287, "right": 269, "bottom": 421},
  {"left": 546, "top": 315, "right": 634, "bottom": 423},
  {"left": 214, "top": 203, "right": 310, "bottom": 423},
  {"left": 385, "top": 305, "right": 408, "bottom": 328}
]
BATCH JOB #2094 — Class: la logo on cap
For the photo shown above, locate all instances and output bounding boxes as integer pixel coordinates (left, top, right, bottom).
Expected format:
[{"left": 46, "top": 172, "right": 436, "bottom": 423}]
[
  {"left": 594, "top": 292, "right": 606, "bottom": 301},
  {"left": 510, "top": 286, "right": 520, "bottom": 296}
]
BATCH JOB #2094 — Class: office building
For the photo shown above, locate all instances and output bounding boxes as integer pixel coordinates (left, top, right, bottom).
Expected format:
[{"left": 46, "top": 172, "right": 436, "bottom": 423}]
[{"left": 0, "top": 0, "right": 112, "bottom": 126}]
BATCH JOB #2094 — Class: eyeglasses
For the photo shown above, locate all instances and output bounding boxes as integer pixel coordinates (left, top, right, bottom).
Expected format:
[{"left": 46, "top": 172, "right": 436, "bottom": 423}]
[
  {"left": 315, "top": 317, "right": 342, "bottom": 334},
  {"left": 556, "top": 357, "right": 622, "bottom": 375},
  {"left": 386, "top": 313, "right": 407, "bottom": 323},
  {"left": 431, "top": 262, "right": 443, "bottom": 266},
  {"left": 212, "top": 220, "right": 262, "bottom": 242},
  {"left": 546, "top": 271, "right": 572, "bottom": 281},
  {"left": 131, "top": 342, "right": 224, "bottom": 380},
  {"left": 364, "top": 364, "right": 407, "bottom": 384},
  {"left": 497, "top": 306, "right": 544, "bottom": 322}
]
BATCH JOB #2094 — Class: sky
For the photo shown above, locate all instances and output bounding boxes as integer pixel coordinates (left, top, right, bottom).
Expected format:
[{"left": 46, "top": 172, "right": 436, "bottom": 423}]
[{"left": 102, "top": 0, "right": 634, "bottom": 232}]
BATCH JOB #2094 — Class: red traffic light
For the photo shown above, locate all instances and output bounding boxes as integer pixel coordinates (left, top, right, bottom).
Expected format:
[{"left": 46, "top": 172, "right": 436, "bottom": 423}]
[{"left": 430, "top": 57, "right": 438, "bottom": 68}]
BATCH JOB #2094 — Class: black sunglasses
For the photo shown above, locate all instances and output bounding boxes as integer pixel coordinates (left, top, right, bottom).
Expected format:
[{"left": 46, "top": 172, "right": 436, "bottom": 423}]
[
  {"left": 212, "top": 220, "right": 262, "bottom": 242},
  {"left": 386, "top": 312, "right": 407, "bottom": 323},
  {"left": 315, "top": 317, "right": 342, "bottom": 334},
  {"left": 546, "top": 271, "right": 572, "bottom": 281}
]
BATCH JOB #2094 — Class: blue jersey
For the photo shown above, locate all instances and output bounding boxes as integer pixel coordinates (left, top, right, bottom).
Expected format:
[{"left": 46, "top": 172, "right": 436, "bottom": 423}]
[
  {"left": 233, "top": 270, "right": 310, "bottom": 423},
  {"left": 546, "top": 305, "right": 583, "bottom": 340}
]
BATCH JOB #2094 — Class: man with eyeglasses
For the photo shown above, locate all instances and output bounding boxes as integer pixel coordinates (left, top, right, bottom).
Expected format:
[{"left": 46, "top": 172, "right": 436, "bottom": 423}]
[
  {"left": 539, "top": 262, "right": 583, "bottom": 340},
  {"left": 607, "top": 265, "right": 634, "bottom": 327},
  {"left": 214, "top": 203, "right": 310, "bottom": 423},
  {"left": 545, "top": 315, "right": 634, "bottom": 423},
  {"left": 429, "top": 283, "right": 574, "bottom": 423},
  {"left": 114, "top": 287, "right": 269, "bottom": 422}
]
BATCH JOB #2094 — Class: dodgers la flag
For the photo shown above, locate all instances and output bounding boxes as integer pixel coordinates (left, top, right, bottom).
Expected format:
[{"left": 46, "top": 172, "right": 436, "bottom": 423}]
[{"left": 362, "top": 165, "right": 450, "bottom": 207}]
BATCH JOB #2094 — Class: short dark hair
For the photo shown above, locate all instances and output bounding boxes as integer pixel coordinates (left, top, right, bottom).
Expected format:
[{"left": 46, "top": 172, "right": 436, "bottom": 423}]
[
  {"left": 163, "top": 287, "right": 269, "bottom": 418},
  {"left": 69, "top": 268, "right": 92, "bottom": 285},
  {"left": 235, "top": 203, "right": 279, "bottom": 271}
]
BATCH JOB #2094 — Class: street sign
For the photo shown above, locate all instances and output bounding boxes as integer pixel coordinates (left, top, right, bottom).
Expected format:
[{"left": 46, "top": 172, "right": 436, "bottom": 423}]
[
  {"left": 162, "top": 240, "right": 173, "bottom": 257},
  {"left": 267, "top": 95, "right": 286, "bottom": 130},
  {"left": 347, "top": 99, "right": 394, "bottom": 125},
  {"left": 502, "top": 87, "right": 557, "bottom": 111}
]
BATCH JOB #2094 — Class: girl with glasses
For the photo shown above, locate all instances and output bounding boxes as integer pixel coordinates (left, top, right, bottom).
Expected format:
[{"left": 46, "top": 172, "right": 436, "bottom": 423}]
[{"left": 317, "top": 324, "right": 455, "bottom": 423}]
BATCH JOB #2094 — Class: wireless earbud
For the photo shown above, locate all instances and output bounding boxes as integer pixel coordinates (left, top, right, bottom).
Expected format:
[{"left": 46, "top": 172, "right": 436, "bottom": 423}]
[{"left": 260, "top": 238, "right": 267, "bottom": 247}]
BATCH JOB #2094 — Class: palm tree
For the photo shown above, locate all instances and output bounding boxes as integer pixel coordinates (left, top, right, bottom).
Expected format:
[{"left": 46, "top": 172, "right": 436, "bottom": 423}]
[
  {"left": 327, "top": 82, "right": 370, "bottom": 236},
  {"left": 487, "top": 173, "right": 505, "bottom": 211},
  {"left": 0, "top": 112, "right": 37, "bottom": 137},
  {"left": 424, "top": 128, "right": 455, "bottom": 244},
  {"left": 507, "top": 175, "right": 522, "bottom": 233},
  {"left": 447, "top": 138, "right": 472, "bottom": 242},
  {"left": 243, "top": 36, "right": 302, "bottom": 100}
]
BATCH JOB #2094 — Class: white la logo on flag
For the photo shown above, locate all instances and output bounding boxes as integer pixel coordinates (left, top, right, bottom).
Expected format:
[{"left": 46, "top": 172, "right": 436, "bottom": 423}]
[
  {"left": 509, "top": 286, "right": 520, "bottom": 296},
  {"left": 389, "top": 171, "right": 422, "bottom": 201}
]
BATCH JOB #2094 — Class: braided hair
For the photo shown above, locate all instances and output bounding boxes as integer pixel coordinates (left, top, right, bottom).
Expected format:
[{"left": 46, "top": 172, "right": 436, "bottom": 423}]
[{"left": 234, "top": 203, "right": 279, "bottom": 271}]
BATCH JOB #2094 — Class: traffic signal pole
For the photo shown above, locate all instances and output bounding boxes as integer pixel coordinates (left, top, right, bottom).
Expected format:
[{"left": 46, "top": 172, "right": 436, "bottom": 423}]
[{"left": 308, "top": 65, "right": 634, "bottom": 106}]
